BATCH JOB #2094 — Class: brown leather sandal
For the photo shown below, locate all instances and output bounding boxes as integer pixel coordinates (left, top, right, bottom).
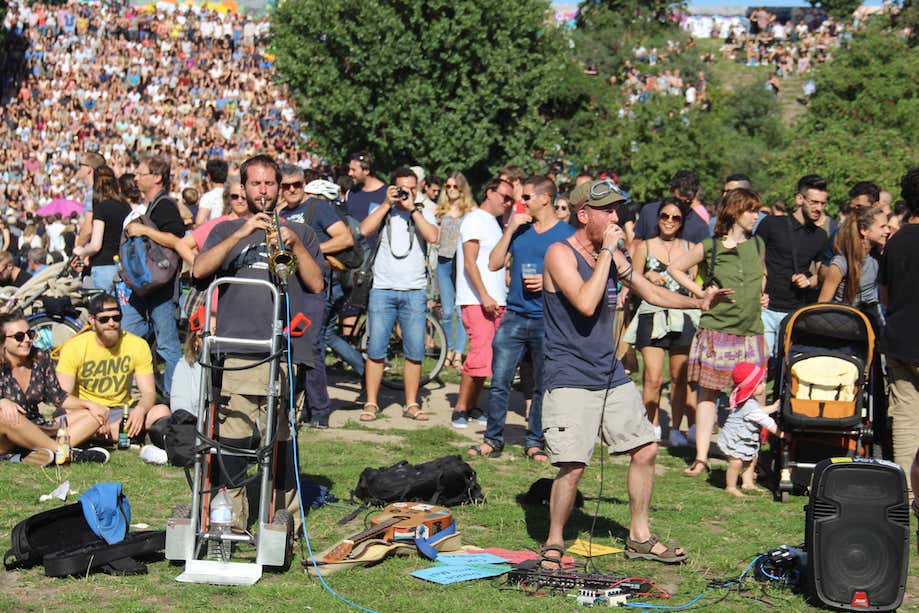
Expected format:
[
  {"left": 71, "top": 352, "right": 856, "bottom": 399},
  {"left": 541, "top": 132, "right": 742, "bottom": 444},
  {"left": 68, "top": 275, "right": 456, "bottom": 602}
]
[
  {"left": 402, "top": 402, "right": 429, "bottom": 421},
  {"left": 625, "top": 534, "right": 687, "bottom": 564}
]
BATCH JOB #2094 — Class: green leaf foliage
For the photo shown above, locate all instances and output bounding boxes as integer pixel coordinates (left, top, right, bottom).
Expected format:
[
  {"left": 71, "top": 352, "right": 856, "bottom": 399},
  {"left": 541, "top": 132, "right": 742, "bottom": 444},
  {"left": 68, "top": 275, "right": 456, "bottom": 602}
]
[
  {"left": 765, "top": 24, "right": 919, "bottom": 214},
  {"left": 271, "top": 0, "right": 568, "bottom": 181},
  {"left": 811, "top": 0, "right": 862, "bottom": 20}
]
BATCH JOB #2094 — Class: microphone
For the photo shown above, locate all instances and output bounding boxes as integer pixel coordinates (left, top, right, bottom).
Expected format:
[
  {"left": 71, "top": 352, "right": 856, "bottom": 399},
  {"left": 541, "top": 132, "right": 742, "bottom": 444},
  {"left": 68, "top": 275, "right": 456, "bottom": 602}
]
[{"left": 616, "top": 239, "right": 632, "bottom": 264}]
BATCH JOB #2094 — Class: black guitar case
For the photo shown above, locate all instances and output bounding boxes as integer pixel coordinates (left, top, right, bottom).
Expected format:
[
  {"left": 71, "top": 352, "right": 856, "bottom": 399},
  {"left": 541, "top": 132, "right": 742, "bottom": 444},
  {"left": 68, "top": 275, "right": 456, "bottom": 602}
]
[{"left": 3, "top": 502, "right": 165, "bottom": 577}]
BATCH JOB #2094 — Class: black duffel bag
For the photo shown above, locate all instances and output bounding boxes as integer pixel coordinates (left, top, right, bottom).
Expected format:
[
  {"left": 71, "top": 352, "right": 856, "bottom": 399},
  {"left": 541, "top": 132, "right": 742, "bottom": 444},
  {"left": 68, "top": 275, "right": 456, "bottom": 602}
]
[{"left": 352, "top": 455, "right": 484, "bottom": 507}]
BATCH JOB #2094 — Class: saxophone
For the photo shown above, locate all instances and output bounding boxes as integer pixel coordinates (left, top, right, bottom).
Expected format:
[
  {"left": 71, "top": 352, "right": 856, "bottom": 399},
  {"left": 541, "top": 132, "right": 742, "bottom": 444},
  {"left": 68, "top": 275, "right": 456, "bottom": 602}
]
[{"left": 264, "top": 196, "right": 297, "bottom": 285}]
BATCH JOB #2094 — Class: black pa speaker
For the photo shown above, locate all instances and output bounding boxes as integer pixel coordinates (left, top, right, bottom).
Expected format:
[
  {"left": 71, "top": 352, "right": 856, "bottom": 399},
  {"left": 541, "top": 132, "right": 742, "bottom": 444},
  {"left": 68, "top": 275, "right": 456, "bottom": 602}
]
[{"left": 805, "top": 458, "right": 910, "bottom": 611}]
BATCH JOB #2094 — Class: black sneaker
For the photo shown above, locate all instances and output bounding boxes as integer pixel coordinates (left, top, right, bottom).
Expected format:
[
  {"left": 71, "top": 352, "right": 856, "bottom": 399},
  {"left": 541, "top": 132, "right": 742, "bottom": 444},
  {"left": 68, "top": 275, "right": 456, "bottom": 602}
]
[
  {"left": 310, "top": 415, "right": 330, "bottom": 430},
  {"left": 72, "top": 447, "right": 111, "bottom": 464}
]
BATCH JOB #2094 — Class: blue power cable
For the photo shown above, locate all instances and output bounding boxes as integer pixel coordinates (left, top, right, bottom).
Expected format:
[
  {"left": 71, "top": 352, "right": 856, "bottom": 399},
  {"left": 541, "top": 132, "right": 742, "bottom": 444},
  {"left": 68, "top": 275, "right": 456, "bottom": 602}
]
[
  {"left": 282, "top": 288, "right": 380, "bottom": 613},
  {"left": 622, "top": 555, "right": 766, "bottom": 611}
]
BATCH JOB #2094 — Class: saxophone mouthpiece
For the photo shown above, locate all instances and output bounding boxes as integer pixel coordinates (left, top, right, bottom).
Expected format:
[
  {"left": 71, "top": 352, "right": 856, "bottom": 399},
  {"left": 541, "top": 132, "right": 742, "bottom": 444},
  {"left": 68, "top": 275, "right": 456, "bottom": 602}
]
[{"left": 259, "top": 196, "right": 267, "bottom": 210}]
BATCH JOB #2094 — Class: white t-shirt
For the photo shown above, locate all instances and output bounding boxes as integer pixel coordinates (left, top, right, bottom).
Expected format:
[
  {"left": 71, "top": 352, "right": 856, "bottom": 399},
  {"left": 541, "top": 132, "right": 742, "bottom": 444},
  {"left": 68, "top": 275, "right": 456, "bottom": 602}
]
[
  {"left": 455, "top": 208, "right": 507, "bottom": 306},
  {"left": 371, "top": 206, "right": 438, "bottom": 291},
  {"left": 199, "top": 186, "right": 224, "bottom": 221}
]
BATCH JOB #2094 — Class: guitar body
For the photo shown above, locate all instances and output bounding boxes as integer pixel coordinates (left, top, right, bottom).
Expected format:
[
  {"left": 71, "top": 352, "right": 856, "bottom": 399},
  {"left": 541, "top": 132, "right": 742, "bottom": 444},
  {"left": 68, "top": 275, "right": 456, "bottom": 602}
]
[
  {"left": 321, "top": 503, "right": 453, "bottom": 563},
  {"left": 369, "top": 503, "right": 453, "bottom": 543}
]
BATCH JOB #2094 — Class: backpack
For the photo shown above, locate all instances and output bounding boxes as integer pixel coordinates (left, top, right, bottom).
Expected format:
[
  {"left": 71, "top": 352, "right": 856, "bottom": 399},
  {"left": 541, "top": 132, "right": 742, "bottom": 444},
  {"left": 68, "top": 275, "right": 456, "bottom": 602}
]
[
  {"left": 352, "top": 455, "right": 484, "bottom": 507},
  {"left": 162, "top": 409, "right": 198, "bottom": 468},
  {"left": 4, "top": 489, "right": 165, "bottom": 577},
  {"left": 119, "top": 193, "right": 181, "bottom": 297}
]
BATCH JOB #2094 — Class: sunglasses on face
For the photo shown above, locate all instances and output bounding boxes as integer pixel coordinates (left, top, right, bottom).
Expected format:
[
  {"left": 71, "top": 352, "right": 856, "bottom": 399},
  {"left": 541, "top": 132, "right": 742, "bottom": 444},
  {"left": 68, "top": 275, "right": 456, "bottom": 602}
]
[
  {"left": 521, "top": 193, "right": 536, "bottom": 202},
  {"left": 659, "top": 212, "right": 682, "bottom": 223},
  {"left": 95, "top": 313, "right": 123, "bottom": 324},
  {"left": 6, "top": 329, "right": 36, "bottom": 342},
  {"left": 445, "top": 184, "right": 459, "bottom": 190},
  {"left": 229, "top": 193, "right": 243, "bottom": 200},
  {"left": 555, "top": 205, "right": 569, "bottom": 212},
  {"left": 281, "top": 181, "right": 303, "bottom": 191}
]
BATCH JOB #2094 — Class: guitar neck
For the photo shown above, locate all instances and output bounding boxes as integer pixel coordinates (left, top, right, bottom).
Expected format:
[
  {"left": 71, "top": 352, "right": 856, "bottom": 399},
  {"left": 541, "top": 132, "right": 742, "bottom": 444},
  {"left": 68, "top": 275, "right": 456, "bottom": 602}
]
[{"left": 322, "top": 516, "right": 405, "bottom": 563}]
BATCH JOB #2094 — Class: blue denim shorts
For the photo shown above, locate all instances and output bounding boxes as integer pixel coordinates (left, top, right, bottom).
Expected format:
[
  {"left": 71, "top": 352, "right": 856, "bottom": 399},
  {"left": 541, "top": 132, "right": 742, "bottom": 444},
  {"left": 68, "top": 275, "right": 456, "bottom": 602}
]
[{"left": 366, "top": 288, "right": 427, "bottom": 362}]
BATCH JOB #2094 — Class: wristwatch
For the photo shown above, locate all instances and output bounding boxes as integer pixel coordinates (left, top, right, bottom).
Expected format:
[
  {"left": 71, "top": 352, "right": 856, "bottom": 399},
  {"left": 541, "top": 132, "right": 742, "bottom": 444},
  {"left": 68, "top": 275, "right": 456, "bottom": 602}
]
[{"left": 413, "top": 205, "right": 424, "bottom": 215}]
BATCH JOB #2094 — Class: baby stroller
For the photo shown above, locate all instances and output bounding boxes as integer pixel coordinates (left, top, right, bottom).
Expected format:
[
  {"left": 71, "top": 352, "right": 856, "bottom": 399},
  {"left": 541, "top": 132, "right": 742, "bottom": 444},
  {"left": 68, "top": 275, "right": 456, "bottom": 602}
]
[{"left": 769, "top": 304, "right": 880, "bottom": 502}]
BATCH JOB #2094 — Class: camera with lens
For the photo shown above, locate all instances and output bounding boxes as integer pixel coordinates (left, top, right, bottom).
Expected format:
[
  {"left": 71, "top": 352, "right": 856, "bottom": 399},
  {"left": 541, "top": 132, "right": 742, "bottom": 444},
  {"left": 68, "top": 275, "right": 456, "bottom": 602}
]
[{"left": 393, "top": 187, "right": 409, "bottom": 201}]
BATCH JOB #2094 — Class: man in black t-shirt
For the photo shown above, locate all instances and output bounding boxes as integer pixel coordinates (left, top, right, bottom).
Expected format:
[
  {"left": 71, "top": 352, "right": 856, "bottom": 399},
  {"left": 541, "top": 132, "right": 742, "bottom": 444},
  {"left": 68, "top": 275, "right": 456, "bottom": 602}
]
[
  {"left": 194, "top": 154, "right": 325, "bottom": 530},
  {"left": 633, "top": 170, "right": 712, "bottom": 245},
  {"left": 755, "top": 175, "right": 829, "bottom": 356},
  {"left": 0, "top": 251, "right": 31, "bottom": 288},
  {"left": 278, "top": 164, "right": 359, "bottom": 428},
  {"left": 880, "top": 168, "right": 919, "bottom": 494},
  {"left": 120, "top": 154, "right": 185, "bottom": 396}
]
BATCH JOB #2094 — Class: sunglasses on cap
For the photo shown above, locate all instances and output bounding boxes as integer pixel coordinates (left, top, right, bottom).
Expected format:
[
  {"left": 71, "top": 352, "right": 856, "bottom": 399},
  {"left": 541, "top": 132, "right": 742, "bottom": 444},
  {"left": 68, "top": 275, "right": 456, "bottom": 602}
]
[
  {"left": 6, "top": 329, "right": 36, "bottom": 342},
  {"left": 590, "top": 180, "right": 626, "bottom": 199},
  {"left": 95, "top": 313, "right": 123, "bottom": 324}
]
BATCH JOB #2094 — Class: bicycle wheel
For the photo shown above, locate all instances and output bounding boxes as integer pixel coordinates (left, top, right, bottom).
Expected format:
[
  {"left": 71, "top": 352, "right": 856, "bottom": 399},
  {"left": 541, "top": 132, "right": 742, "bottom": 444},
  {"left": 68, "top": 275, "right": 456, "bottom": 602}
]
[
  {"left": 28, "top": 314, "right": 85, "bottom": 357},
  {"left": 369, "top": 310, "right": 446, "bottom": 390}
]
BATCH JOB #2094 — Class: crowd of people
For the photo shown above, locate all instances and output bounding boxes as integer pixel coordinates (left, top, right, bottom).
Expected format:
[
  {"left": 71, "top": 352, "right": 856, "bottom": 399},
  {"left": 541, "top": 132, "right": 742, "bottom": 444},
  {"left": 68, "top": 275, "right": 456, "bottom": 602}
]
[
  {"left": 2, "top": 0, "right": 919, "bottom": 570},
  {"left": 1, "top": 0, "right": 314, "bottom": 215}
]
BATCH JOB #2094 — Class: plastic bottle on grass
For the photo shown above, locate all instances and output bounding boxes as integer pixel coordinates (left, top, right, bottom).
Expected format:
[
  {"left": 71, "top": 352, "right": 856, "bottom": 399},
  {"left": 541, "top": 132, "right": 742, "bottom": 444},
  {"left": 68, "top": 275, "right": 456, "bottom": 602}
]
[
  {"left": 55, "top": 417, "right": 71, "bottom": 465},
  {"left": 208, "top": 488, "right": 233, "bottom": 562}
]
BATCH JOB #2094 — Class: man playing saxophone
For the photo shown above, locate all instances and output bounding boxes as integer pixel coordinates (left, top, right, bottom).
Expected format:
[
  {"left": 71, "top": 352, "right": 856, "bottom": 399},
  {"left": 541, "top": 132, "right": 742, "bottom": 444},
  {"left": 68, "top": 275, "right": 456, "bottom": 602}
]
[{"left": 193, "top": 154, "right": 324, "bottom": 533}]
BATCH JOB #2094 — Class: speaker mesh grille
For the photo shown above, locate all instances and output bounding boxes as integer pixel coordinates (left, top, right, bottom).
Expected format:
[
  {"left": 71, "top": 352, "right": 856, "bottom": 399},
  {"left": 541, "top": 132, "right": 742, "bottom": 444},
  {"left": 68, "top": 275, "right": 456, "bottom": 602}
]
[{"left": 809, "top": 461, "right": 908, "bottom": 611}]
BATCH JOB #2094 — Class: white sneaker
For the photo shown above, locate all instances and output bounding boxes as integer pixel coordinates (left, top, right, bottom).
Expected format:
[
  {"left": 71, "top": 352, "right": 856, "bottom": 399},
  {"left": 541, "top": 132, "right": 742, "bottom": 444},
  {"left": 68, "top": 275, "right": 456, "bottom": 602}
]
[
  {"left": 669, "top": 430, "right": 689, "bottom": 447},
  {"left": 686, "top": 425, "right": 697, "bottom": 445},
  {"left": 653, "top": 425, "right": 662, "bottom": 441},
  {"left": 140, "top": 445, "right": 168, "bottom": 465}
]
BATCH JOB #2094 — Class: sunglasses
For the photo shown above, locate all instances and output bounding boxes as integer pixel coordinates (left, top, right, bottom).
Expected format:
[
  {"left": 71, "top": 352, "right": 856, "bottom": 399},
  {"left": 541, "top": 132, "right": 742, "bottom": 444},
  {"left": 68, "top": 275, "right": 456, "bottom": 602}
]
[
  {"left": 95, "top": 313, "right": 123, "bottom": 324},
  {"left": 445, "top": 184, "right": 459, "bottom": 190},
  {"left": 229, "top": 193, "right": 243, "bottom": 200},
  {"left": 590, "top": 180, "right": 626, "bottom": 200},
  {"left": 521, "top": 193, "right": 536, "bottom": 202},
  {"left": 659, "top": 212, "right": 682, "bottom": 223},
  {"left": 555, "top": 205, "right": 569, "bottom": 211},
  {"left": 281, "top": 181, "right": 303, "bottom": 191},
  {"left": 6, "top": 329, "right": 36, "bottom": 342}
]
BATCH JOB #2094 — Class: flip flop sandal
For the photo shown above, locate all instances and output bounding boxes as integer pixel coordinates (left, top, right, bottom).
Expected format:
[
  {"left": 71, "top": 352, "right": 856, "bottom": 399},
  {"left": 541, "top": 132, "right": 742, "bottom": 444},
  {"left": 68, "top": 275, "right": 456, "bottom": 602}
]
[
  {"left": 467, "top": 444, "right": 501, "bottom": 458},
  {"left": 625, "top": 534, "right": 687, "bottom": 564},
  {"left": 402, "top": 403, "right": 429, "bottom": 421},
  {"left": 359, "top": 403, "right": 379, "bottom": 422},
  {"left": 524, "top": 447, "right": 550, "bottom": 462},
  {"left": 538, "top": 542, "right": 565, "bottom": 571}
]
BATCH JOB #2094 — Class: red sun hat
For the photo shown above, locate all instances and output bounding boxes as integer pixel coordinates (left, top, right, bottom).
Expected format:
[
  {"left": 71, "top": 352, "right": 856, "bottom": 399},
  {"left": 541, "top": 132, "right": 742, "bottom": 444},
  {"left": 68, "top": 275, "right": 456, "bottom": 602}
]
[{"left": 729, "top": 362, "right": 766, "bottom": 409}]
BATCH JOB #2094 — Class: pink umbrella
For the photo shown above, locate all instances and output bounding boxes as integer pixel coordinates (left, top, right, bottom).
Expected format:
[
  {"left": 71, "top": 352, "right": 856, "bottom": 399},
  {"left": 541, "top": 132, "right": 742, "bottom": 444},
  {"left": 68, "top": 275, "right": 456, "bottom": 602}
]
[{"left": 36, "top": 198, "right": 84, "bottom": 218}]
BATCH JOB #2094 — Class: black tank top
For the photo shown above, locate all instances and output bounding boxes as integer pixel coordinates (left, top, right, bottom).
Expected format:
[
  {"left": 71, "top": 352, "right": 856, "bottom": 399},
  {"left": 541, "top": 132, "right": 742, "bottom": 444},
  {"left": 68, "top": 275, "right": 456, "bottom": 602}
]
[{"left": 543, "top": 242, "right": 631, "bottom": 391}]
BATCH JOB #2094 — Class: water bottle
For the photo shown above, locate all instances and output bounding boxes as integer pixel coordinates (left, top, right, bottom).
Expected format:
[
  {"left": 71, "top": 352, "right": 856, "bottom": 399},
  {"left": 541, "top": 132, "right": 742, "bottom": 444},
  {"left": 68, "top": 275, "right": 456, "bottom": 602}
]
[
  {"left": 208, "top": 488, "right": 233, "bottom": 562},
  {"left": 55, "top": 417, "right": 71, "bottom": 465}
]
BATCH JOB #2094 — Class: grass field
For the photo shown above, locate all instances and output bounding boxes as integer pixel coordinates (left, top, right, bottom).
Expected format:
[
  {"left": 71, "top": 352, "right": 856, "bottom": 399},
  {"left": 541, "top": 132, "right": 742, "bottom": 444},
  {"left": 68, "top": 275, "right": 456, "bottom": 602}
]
[{"left": 2, "top": 416, "right": 917, "bottom": 613}]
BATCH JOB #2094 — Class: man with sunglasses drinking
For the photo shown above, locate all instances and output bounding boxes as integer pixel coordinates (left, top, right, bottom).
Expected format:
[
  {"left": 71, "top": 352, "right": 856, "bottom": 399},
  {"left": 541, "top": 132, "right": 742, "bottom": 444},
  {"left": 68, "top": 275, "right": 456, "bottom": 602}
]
[
  {"left": 468, "top": 175, "right": 574, "bottom": 460},
  {"left": 56, "top": 292, "right": 172, "bottom": 452}
]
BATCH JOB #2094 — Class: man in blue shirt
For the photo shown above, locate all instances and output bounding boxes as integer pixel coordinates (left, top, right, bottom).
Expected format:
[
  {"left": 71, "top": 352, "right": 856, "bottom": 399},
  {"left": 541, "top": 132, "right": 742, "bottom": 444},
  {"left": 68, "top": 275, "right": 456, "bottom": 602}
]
[{"left": 468, "top": 175, "right": 574, "bottom": 460}]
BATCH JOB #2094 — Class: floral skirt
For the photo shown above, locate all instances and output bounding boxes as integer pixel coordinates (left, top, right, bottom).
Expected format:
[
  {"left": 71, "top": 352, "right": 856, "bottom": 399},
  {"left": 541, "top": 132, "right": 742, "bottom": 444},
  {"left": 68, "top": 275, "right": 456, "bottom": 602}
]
[{"left": 688, "top": 327, "right": 767, "bottom": 392}]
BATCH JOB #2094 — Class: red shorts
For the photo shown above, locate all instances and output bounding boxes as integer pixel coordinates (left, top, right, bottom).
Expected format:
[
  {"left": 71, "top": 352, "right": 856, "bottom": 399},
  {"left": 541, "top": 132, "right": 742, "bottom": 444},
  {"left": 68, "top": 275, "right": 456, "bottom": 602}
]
[{"left": 460, "top": 305, "right": 505, "bottom": 377}]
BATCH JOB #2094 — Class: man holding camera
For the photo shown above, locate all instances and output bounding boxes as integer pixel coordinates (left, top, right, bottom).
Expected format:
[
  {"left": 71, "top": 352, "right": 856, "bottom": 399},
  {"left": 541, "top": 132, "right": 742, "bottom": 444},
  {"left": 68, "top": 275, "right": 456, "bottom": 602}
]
[{"left": 358, "top": 167, "right": 439, "bottom": 422}]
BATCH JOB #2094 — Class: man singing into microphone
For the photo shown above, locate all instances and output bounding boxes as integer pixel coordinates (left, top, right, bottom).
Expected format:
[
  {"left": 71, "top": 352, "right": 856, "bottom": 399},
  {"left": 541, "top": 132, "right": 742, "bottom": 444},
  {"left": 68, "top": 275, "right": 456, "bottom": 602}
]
[
  {"left": 193, "top": 154, "right": 324, "bottom": 532},
  {"left": 538, "top": 180, "right": 729, "bottom": 568}
]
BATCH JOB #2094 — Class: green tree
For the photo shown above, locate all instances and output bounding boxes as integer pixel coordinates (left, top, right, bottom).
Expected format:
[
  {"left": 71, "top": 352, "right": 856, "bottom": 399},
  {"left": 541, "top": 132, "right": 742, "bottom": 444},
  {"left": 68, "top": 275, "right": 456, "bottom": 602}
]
[
  {"left": 271, "top": 0, "right": 568, "bottom": 181},
  {"left": 765, "top": 24, "right": 919, "bottom": 213}
]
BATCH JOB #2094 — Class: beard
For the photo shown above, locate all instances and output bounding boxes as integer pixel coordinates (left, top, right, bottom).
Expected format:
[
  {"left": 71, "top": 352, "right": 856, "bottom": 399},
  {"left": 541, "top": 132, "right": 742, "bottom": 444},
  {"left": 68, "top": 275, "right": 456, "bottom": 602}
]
[
  {"left": 97, "top": 327, "right": 121, "bottom": 347},
  {"left": 247, "top": 193, "right": 278, "bottom": 214}
]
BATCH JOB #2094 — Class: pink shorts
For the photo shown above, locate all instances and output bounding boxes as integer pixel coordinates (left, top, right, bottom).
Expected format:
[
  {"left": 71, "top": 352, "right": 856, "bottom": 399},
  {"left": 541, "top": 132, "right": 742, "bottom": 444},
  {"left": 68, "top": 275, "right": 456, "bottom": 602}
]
[{"left": 460, "top": 305, "right": 505, "bottom": 377}]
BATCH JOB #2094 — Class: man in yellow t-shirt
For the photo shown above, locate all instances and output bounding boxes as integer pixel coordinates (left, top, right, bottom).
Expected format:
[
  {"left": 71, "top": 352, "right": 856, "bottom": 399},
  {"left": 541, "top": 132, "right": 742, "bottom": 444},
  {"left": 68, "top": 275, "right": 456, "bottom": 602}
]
[{"left": 57, "top": 293, "right": 172, "bottom": 446}]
